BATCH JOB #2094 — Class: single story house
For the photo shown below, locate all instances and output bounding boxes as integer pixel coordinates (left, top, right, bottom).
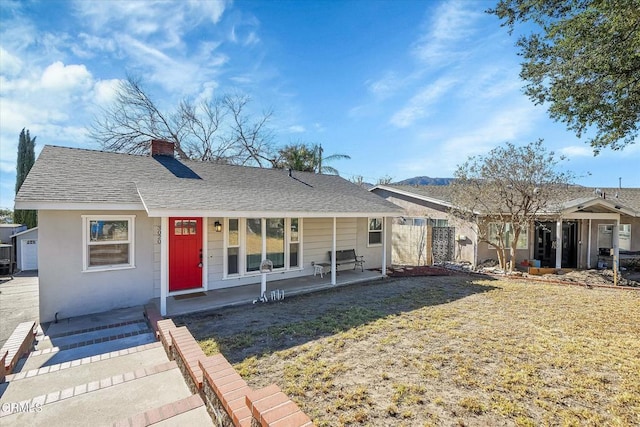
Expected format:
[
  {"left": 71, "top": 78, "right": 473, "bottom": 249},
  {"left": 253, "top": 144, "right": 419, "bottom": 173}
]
[
  {"left": 15, "top": 141, "right": 402, "bottom": 322},
  {"left": 371, "top": 184, "right": 640, "bottom": 270},
  {"left": 11, "top": 227, "right": 39, "bottom": 271}
]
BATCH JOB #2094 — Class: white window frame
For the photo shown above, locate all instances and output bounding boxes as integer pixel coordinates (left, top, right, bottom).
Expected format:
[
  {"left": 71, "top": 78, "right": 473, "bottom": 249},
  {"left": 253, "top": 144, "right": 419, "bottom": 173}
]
[
  {"left": 488, "top": 222, "right": 528, "bottom": 250},
  {"left": 599, "top": 223, "right": 631, "bottom": 251},
  {"left": 368, "top": 217, "right": 383, "bottom": 247},
  {"left": 223, "top": 217, "right": 303, "bottom": 279},
  {"left": 82, "top": 215, "right": 135, "bottom": 272}
]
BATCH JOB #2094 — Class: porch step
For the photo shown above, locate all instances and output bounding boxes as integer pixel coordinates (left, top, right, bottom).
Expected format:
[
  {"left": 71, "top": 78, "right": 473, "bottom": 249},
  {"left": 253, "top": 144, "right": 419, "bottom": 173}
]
[
  {"left": 36, "top": 321, "right": 151, "bottom": 351},
  {"left": 0, "top": 362, "right": 195, "bottom": 426},
  {"left": 112, "top": 394, "right": 211, "bottom": 427},
  {"left": 1, "top": 343, "right": 167, "bottom": 403},
  {"left": 18, "top": 332, "right": 157, "bottom": 372}
]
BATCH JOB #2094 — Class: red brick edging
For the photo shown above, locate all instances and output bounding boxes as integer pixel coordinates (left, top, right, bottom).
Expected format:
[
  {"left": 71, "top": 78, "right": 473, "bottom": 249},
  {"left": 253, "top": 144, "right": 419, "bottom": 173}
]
[
  {"left": 149, "top": 306, "right": 314, "bottom": 426},
  {"left": 0, "top": 321, "right": 36, "bottom": 378}
]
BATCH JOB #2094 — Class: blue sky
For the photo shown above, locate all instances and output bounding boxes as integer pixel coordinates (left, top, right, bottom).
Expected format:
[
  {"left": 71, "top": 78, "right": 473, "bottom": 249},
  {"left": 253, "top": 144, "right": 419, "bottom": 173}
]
[{"left": 1, "top": 0, "right": 638, "bottom": 210}]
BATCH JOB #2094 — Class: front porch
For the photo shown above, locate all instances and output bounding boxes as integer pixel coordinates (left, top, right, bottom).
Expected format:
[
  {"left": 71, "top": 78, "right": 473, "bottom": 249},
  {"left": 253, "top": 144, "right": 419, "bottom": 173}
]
[{"left": 151, "top": 268, "right": 384, "bottom": 317}]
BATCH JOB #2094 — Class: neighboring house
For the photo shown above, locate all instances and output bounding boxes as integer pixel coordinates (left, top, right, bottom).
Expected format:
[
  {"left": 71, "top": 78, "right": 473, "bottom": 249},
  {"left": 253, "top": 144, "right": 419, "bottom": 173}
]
[
  {"left": 0, "top": 224, "right": 27, "bottom": 274},
  {"left": 15, "top": 141, "right": 402, "bottom": 322},
  {"left": 0, "top": 224, "right": 27, "bottom": 244},
  {"left": 371, "top": 184, "right": 640, "bottom": 270},
  {"left": 11, "top": 227, "right": 38, "bottom": 271}
]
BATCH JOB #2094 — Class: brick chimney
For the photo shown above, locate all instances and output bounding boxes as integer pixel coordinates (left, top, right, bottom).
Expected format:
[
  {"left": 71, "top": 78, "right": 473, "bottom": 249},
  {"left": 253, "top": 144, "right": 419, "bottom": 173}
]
[{"left": 150, "top": 139, "right": 174, "bottom": 157}]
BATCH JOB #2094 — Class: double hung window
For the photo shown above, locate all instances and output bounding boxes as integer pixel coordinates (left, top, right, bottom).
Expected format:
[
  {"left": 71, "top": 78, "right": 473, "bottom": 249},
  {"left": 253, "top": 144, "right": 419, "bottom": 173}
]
[{"left": 83, "top": 215, "right": 135, "bottom": 271}]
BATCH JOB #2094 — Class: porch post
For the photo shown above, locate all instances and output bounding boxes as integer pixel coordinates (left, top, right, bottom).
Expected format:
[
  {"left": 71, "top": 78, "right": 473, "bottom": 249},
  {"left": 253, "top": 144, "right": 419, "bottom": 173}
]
[
  {"left": 614, "top": 216, "right": 620, "bottom": 275},
  {"left": 160, "top": 216, "right": 169, "bottom": 316},
  {"left": 331, "top": 217, "right": 337, "bottom": 285},
  {"left": 555, "top": 220, "right": 563, "bottom": 269},
  {"left": 382, "top": 217, "right": 387, "bottom": 276},
  {"left": 587, "top": 219, "right": 592, "bottom": 269}
]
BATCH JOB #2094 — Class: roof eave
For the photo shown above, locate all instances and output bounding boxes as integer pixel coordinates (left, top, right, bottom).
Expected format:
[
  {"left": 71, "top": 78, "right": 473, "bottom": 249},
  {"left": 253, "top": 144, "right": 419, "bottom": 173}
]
[{"left": 14, "top": 201, "right": 146, "bottom": 211}]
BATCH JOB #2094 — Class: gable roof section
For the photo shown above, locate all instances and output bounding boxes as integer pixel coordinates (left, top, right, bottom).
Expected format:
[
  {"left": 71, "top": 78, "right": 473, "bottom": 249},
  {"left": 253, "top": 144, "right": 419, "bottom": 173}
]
[
  {"left": 372, "top": 184, "right": 640, "bottom": 217},
  {"left": 15, "top": 146, "right": 402, "bottom": 217}
]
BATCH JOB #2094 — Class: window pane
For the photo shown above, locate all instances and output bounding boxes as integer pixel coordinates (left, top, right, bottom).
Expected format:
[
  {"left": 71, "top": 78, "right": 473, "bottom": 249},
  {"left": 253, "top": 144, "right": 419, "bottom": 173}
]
[
  {"left": 246, "top": 218, "right": 262, "bottom": 272},
  {"left": 369, "top": 231, "right": 382, "bottom": 245},
  {"left": 89, "top": 244, "right": 129, "bottom": 266},
  {"left": 90, "top": 220, "right": 129, "bottom": 241},
  {"left": 227, "top": 247, "right": 239, "bottom": 275},
  {"left": 369, "top": 218, "right": 382, "bottom": 231},
  {"left": 289, "top": 243, "right": 299, "bottom": 268},
  {"left": 174, "top": 220, "right": 183, "bottom": 235},
  {"left": 619, "top": 224, "right": 631, "bottom": 251},
  {"left": 290, "top": 218, "right": 299, "bottom": 242},
  {"left": 187, "top": 220, "right": 197, "bottom": 235},
  {"left": 228, "top": 219, "right": 239, "bottom": 246},
  {"left": 266, "top": 218, "right": 285, "bottom": 269}
]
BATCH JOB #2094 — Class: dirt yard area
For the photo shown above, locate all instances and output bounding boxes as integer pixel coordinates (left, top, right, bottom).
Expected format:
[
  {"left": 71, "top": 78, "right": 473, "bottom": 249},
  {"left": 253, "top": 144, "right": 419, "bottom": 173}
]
[{"left": 175, "top": 274, "right": 640, "bottom": 426}]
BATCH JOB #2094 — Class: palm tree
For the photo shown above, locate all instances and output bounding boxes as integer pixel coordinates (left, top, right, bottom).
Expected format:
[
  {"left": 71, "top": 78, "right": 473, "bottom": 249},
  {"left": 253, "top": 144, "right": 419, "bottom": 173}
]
[
  {"left": 276, "top": 143, "right": 350, "bottom": 175},
  {"left": 314, "top": 144, "right": 350, "bottom": 175}
]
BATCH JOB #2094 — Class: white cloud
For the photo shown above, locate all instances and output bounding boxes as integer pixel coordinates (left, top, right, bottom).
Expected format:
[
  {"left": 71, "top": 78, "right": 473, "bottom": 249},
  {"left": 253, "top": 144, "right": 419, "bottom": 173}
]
[
  {"left": 288, "top": 125, "right": 305, "bottom": 133},
  {"left": 412, "top": 0, "right": 482, "bottom": 66},
  {"left": 93, "top": 79, "right": 122, "bottom": 105},
  {"left": 390, "top": 77, "right": 457, "bottom": 128},
  {"left": 0, "top": 46, "right": 22, "bottom": 76},
  {"left": 559, "top": 145, "right": 593, "bottom": 158},
  {"left": 40, "top": 61, "right": 92, "bottom": 91}
]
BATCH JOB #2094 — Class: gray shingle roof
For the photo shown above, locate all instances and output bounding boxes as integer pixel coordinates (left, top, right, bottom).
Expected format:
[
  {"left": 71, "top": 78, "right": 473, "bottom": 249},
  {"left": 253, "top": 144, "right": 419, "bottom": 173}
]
[
  {"left": 379, "top": 184, "right": 640, "bottom": 216},
  {"left": 16, "top": 146, "right": 402, "bottom": 216}
]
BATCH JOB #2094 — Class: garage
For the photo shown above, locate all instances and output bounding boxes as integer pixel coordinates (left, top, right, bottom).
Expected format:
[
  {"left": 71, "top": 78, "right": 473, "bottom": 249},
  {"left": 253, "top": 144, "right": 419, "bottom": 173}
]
[{"left": 12, "top": 227, "right": 38, "bottom": 271}]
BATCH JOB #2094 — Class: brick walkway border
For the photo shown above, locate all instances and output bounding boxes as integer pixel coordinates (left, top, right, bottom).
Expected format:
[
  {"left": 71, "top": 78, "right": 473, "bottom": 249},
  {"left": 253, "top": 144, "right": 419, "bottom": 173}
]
[{"left": 147, "top": 304, "right": 314, "bottom": 427}]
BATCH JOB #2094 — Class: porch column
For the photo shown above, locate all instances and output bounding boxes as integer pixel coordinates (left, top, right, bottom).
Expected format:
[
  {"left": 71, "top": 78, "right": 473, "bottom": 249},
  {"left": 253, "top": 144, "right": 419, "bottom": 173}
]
[
  {"left": 381, "top": 217, "right": 387, "bottom": 276},
  {"left": 587, "top": 219, "right": 592, "bottom": 269},
  {"left": 160, "top": 217, "right": 169, "bottom": 316},
  {"left": 555, "top": 220, "right": 563, "bottom": 269},
  {"left": 614, "top": 216, "right": 620, "bottom": 275},
  {"left": 331, "top": 217, "right": 337, "bottom": 285}
]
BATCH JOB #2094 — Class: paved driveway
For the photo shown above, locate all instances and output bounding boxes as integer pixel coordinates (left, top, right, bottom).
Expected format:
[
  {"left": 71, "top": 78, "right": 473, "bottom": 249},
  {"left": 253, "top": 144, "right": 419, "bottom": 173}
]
[{"left": 0, "top": 271, "right": 39, "bottom": 349}]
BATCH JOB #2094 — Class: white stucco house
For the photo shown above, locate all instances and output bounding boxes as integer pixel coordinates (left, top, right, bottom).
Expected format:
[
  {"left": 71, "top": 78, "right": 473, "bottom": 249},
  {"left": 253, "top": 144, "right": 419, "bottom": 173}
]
[{"left": 15, "top": 141, "right": 402, "bottom": 322}]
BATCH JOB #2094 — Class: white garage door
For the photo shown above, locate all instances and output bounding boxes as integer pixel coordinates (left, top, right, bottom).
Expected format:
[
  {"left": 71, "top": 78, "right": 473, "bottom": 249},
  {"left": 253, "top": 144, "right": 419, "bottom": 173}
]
[{"left": 21, "top": 239, "right": 38, "bottom": 270}]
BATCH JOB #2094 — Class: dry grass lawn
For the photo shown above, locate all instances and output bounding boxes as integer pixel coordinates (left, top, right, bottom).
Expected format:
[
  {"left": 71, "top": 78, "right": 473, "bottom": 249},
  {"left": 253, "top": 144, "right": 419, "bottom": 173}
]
[{"left": 175, "top": 275, "right": 640, "bottom": 426}]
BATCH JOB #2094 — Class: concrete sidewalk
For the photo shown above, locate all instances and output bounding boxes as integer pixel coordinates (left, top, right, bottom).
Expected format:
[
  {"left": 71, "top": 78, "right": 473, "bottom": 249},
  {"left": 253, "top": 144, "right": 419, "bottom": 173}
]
[{"left": 0, "top": 272, "right": 39, "bottom": 349}]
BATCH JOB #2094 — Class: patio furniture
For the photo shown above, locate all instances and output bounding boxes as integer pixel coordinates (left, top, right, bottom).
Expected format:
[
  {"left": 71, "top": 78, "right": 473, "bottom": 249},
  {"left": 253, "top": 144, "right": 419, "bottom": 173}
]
[
  {"left": 312, "top": 262, "right": 330, "bottom": 278},
  {"left": 328, "top": 249, "right": 365, "bottom": 272}
]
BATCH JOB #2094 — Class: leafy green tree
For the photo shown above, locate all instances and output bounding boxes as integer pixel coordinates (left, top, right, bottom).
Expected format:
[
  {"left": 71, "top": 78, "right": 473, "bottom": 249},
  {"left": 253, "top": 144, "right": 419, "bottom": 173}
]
[
  {"left": 489, "top": 0, "right": 640, "bottom": 153},
  {"left": 14, "top": 128, "right": 37, "bottom": 228},
  {"left": 275, "top": 143, "right": 350, "bottom": 175},
  {"left": 0, "top": 208, "right": 13, "bottom": 224},
  {"left": 449, "top": 140, "right": 574, "bottom": 272},
  {"left": 275, "top": 143, "right": 317, "bottom": 172}
]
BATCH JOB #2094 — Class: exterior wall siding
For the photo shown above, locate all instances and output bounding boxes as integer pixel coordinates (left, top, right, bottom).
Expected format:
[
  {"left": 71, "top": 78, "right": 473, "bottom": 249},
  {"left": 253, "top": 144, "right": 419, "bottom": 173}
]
[
  {"left": 38, "top": 210, "right": 155, "bottom": 322},
  {"left": 372, "top": 189, "right": 476, "bottom": 265},
  {"left": 202, "top": 216, "right": 388, "bottom": 290}
]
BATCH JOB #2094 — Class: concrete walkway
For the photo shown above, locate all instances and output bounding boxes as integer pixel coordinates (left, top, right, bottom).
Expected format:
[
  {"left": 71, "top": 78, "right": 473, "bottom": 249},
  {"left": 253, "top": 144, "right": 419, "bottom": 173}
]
[{"left": 0, "top": 272, "right": 38, "bottom": 349}]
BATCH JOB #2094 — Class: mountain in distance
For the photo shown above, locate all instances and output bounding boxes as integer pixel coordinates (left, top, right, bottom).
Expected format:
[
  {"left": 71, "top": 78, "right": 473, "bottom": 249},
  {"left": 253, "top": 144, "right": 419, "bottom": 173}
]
[{"left": 394, "top": 176, "right": 453, "bottom": 186}]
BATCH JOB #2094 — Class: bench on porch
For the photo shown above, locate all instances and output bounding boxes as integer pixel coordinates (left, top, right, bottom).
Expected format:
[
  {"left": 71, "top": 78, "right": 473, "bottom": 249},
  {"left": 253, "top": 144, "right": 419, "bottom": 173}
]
[{"left": 328, "top": 249, "right": 365, "bottom": 272}]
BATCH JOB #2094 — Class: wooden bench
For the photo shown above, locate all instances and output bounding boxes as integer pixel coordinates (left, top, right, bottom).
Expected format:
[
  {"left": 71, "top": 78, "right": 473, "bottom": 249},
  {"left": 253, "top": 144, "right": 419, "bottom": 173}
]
[{"left": 328, "top": 249, "right": 365, "bottom": 272}]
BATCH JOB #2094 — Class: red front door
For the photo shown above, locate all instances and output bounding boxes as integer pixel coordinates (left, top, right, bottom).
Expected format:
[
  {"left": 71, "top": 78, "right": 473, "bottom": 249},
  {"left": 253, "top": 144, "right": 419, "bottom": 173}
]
[{"left": 169, "top": 217, "right": 203, "bottom": 292}]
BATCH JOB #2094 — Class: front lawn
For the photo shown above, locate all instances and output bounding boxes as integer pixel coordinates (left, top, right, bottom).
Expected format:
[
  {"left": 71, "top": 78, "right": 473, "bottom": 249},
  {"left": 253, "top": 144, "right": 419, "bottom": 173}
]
[{"left": 175, "top": 275, "right": 640, "bottom": 426}]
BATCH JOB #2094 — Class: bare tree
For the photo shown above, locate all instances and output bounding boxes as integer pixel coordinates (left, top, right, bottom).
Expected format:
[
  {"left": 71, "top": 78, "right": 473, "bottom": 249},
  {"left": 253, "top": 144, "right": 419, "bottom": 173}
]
[
  {"left": 449, "top": 140, "right": 573, "bottom": 272},
  {"left": 222, "top": 93, "right": 277, "bottom": 167},
  {"left": 90, "top": 76, "right": 276, "bottom": 165}
]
